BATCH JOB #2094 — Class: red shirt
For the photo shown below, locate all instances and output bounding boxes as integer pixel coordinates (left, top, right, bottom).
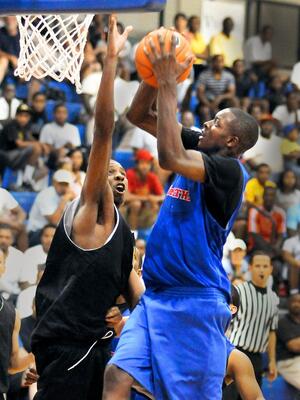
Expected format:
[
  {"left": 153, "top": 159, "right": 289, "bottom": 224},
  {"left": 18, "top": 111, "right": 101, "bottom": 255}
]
[
  {"left": 248, "top": 205, "right": 286, "bottom": 249},
  {"left": 126, "top": 168, "right": 163, "bottom": 196}
]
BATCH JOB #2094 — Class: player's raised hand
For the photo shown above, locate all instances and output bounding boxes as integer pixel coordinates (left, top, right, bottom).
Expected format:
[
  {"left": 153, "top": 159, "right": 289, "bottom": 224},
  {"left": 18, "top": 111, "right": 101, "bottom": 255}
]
[
  {"left": 144, "top": 31, "right": 194, "bottom": 85},
  {"left": 107, "top": 15, "right": 133, "bottom": 58}
]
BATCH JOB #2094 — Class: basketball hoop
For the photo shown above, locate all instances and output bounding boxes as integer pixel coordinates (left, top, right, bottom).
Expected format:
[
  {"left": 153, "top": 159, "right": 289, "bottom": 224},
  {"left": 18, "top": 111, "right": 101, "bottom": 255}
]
[
  {"left": 2, "top": 0, "right": 166, "bottom": 93},
  {"left": 15, "top": 14, "right": 94, "bottom": 93}
]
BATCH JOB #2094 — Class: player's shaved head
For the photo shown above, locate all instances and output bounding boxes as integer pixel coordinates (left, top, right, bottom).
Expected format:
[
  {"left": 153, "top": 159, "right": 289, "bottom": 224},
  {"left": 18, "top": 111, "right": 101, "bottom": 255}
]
[{"left": 228, "top": 108, "right": 259, "bottom": 153}]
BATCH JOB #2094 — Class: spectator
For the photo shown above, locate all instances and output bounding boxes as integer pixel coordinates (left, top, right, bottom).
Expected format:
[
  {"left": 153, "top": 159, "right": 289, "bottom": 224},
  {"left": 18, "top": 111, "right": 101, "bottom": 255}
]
[
  {"left": 0, "top": 104, "right": 46, "bottom": 186},
  {"left": 229, "top": 251, "right": 279, "bottom": 396},
  {"left": 181, "top": 110, "right": 201, "bottom": 131},
  {"left": 0, "top": 16, "right": 20, "bottom": 84},
  {"left": 232, "top": 59, "right": 257, "bottom": 110},
  {"left": 248, "top": 186, "right": 286, "bottom": 259},
  {"left": 209, "top": 17, "right": 242, "bottom": 68},
  {"left": 282, "top": 225, "right": 300, "bottom": 295},
  {"left": 287, "top": 203, "right": 300, "bottom": 237},
  {"left": 125, "top": 149, "right": 164, "bottom": 230},
  {"left": 272, "top": 91, "right": 300, "bottom": 128},
  {"left": 281, "top": 124, "right": 300, "bottom": 176},
  {"left": 17, "top": 263, "right": 45, "bottom": 319},
  {"left": 20, "top": 224, "right": 55, "bottom": 287},
  {"left": 277, "top": 294, "right": 300, "bottom": 391},
  {"left": 68, "top": 148, "right": 87, "bottom": 193},
  {"left": 265, "top": 75, "right": 288, "bottom": 113},
  {"left": 0, "top": 224, "right": 26, "bottom": 300},
  {"left": 222, "top": 239, "right": 248, "bottom": 282},
  {"left": 40, "top": 103, "right": 81, "bottom": 168},
  {"left": 0, "top": 187, "right": 27, "bottom": 251},
  {"left": 27, "top": 169, "right": 76, "bottom": 246},
  {"left": 174, "top": 13, "right": 188, "bottom": 38},
  {"left": 248, "top": 103, "right": 264, "bottom": 122},
  {"left": 0, "top": 83, "right": 20, "bottom": 127},
  {"left": 187, "top": 15, "right": 208, "bottom": 80},
  {"left": 244, "top": 163, "right": 276, "bottom": 207},
  {"left": 116, "top": 22, "right": 132, "bottom": 77},
  {"left": 276, "top": 170, "right": 300, "bottom": 212},
  {"left": 244, "top": 25, "right": 274, "bottom": 79},
  {"left": 30, "top": 92, "right": 47, "bottom": 139},
  {"left": 243, "top": 116, "right": 283, "bottom": 177},
  {"left": 0, "top": 291, "right": 35, "bottom": 400},
  {"left": 196, "top": 54, "right": 237, "bottom": 116},
  {"left": 135, "top": 238, "right": 146, "bottom": 268}
]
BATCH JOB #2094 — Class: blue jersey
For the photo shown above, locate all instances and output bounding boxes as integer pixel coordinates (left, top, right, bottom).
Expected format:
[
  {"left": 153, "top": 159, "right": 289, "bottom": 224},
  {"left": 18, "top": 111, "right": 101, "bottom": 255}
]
[{"left": 143, "top": 157, "right": 248, "bottom": 300}]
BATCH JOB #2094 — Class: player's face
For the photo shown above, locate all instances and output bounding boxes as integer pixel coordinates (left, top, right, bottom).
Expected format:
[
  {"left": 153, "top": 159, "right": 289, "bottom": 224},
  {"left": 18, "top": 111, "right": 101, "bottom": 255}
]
[
  {"left": 41, "top": 227, "right": 56, "bottom": 253},
  {"left": 198, "top": 109, "right": 237, "bottom": 153},
  {"left": 108, "top": 161, "right": 128, "bottom": 208},
  {"left": 249, "top": 255, "right": 272, "bottom": 288},
  {"left": 0, "top": 228, "right": 13, "bottom": 252}
]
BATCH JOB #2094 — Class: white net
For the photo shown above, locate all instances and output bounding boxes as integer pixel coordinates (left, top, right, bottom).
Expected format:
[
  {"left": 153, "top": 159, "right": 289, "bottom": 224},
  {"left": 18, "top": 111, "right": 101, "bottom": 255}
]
[{"left": 15, "top": 14, "right": 94, "bottom": 93}]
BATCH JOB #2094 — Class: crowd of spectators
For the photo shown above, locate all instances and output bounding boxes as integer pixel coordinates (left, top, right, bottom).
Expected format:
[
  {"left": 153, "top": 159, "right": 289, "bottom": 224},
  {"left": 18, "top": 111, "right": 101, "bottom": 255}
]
[{"left": 0, "top": 11, "right": 300, "bottom": 399}]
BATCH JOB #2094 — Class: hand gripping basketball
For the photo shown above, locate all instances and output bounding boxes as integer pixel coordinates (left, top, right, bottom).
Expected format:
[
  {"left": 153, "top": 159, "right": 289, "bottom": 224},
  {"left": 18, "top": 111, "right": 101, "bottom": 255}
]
[{"left": 135, "top": 27, "right": 194, "bottom": 87}]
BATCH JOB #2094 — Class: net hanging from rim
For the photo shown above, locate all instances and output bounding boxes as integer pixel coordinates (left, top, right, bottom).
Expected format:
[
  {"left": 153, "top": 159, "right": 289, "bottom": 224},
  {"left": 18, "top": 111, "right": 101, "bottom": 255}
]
[{"left": 15, "top": 14, "right": 94, "bottom": 93}]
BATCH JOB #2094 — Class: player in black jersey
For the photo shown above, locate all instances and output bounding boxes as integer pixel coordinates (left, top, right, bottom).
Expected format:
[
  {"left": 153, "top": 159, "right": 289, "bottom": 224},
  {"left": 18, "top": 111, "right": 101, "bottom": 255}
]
[{"left": 31, "top": 16, "right": 144, "bottom": 400}]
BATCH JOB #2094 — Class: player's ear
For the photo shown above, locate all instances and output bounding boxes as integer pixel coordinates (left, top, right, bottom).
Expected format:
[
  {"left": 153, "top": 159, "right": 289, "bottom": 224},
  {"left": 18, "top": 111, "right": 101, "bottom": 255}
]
[{"left": 226, "top": 135, "right": 239, "bottom": 148}]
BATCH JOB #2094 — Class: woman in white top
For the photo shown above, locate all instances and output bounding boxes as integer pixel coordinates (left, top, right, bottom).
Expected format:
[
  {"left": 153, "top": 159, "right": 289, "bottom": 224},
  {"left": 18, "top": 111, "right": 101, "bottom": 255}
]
[{"left": 276, "top": 170, "right": 300, "bottom": 212}]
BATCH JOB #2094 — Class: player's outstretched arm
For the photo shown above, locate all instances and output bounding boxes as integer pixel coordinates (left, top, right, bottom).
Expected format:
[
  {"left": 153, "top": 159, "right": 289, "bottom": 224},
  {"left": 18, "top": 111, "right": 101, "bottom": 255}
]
[
  {"left": 145, "top": 33, "right": 206, "bottom": 182},
  {"left": 228, "top": 349, "right": 265, "bottom": 400},
  {"left": 73, "top": 16, "right": 132, "bottom": 233}
]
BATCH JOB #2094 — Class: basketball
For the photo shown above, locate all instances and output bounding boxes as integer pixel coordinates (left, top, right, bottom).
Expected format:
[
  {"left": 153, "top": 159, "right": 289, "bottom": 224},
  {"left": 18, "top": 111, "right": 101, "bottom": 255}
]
[{"left": 135, "top": 27, "right": 193, "bottom": 87}]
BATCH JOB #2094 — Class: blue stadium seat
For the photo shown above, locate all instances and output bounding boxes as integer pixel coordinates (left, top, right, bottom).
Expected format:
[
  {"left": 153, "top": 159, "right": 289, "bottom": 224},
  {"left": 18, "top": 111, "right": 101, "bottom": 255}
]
[
  {"left": 76, "top": 124, "right": 86, "bottom": 145},
  {"left": 262, "top": 376, "right": 298, "bottom": 400},
  {"left": 1, "top": 167, "right": 18, "bottom": 189},
  {"left": 41, "top": 81, "right": 80, "bottom": 103},
  {"left": 189, "top": 91, "right": 198, "bottom": 113},
  {"left": 15, "top": 82, "right": 29, "bottom": 100},
  {"left": 45, "top": 100, "right": 82, "bottom": 123},
  {"left": 10, "top": 191, "right": 37, "bottom": 215},
  {"left": 113, "top": 150, "right": 135, "bottom": 170}
]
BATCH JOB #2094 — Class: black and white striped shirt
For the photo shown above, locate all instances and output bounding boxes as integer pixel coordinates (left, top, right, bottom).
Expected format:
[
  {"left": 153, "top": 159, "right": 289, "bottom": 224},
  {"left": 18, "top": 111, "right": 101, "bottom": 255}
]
[{"left": 229, "top": 281, "right": 279, "bottom": 353}]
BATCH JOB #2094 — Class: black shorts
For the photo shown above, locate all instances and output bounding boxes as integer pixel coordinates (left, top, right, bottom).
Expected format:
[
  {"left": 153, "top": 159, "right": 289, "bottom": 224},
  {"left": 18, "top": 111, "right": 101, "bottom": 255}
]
[{"left": 33, "top": 342, "right": 111, "bottom": 400}]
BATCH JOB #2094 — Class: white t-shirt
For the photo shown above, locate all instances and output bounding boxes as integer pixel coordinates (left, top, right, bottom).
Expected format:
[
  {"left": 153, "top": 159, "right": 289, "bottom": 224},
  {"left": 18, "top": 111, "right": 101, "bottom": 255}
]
[
  {"left": 0, "top": 188, "right": 18, "bottom": 217},
  {"left": 244, "top": 36, "right": 272, "bottom": 68},
  {"left": 276, "top": 189, "right": 300, "bottom": 212},
  {"left": 243, "top": 133, "right": 283, "bottom": 173},
  {"left": 16, "top": 285, "right": 36, "bottom": 319},
  {"left": 282, "top": 235, "right": 300, "bottom": 279},
  {"left": 40, "top": 122, "right": 81, "bottom": 149},
  {"left": 20, "top": 244, "right": 47, "bottom": 284},
  {"left": 27, "top": 186, "right": 61, "bottom": 232},
  {"left": 1, "top": 246, "right": 25, "bottom": 295},
  {"left": 0, "top": 97, "right": 20, "bottom": 120},
  {"left": 291, "top": 61, "right": 300, "bottom": 89},
  {"left": 272, "top": 105, "right": 300, "bottom": 128}
]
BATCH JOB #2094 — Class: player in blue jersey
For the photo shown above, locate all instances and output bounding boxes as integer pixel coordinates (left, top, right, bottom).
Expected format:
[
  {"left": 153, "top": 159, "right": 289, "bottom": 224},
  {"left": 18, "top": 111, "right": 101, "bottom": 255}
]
[{"left": 102, "top": 32, "right": 259, "bottom": 400}]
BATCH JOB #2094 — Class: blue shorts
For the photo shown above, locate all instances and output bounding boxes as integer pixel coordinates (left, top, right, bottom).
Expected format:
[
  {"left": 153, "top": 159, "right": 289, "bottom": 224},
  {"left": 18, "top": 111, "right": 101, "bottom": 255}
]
[{"left": 109, "top": 287, "right": 231, "bottom": 400}]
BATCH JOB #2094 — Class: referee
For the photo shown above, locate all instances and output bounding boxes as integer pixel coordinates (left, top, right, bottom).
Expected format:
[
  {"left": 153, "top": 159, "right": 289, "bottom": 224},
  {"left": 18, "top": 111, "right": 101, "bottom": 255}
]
[{"left": 225, "top": 250, "right": 279, "bottom": 400}]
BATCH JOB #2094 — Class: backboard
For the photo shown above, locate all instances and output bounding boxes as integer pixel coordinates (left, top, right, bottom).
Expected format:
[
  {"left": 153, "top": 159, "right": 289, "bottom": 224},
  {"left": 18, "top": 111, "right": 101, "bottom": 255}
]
[{"left": 0, "top": 0, "right": 166, "bottom": 14}]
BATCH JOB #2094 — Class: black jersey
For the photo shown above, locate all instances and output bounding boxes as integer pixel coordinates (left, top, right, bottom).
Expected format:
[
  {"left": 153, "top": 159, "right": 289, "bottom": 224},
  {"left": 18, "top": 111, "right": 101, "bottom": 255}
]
[
  {"left": 31, "top": 200, "right": 134, "bottom": 350},
  {"left": 0, "top": 296, "right": 15, "bottom": 394}
]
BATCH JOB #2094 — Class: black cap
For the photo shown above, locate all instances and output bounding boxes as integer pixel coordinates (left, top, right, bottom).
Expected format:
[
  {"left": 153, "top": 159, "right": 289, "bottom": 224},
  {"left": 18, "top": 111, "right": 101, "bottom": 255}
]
[{"left": 16, "top": 103, "right": 32, "bottom": 115}]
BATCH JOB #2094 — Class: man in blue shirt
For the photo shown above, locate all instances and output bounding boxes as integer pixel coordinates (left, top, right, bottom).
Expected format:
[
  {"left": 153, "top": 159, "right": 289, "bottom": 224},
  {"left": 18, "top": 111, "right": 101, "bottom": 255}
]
[{"left": 103, "top": 32, "right": 259, "bottom": 400}]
